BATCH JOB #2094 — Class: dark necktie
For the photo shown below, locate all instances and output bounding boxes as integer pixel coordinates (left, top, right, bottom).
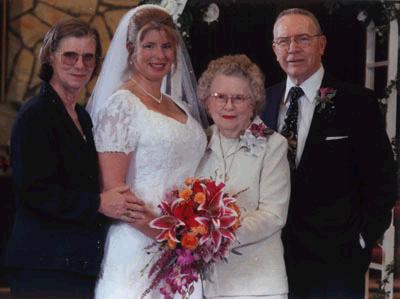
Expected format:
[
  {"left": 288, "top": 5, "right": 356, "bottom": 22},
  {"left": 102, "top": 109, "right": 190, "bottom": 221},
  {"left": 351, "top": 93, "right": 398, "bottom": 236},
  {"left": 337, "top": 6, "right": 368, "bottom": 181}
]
[{"left": 281, "top": 86, "right": 304, "bottom": 171}]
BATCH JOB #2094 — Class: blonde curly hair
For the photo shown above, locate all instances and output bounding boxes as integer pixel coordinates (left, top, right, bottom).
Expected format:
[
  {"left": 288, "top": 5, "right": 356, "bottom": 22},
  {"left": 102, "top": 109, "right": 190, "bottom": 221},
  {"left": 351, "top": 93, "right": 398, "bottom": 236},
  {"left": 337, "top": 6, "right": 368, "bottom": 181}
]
[{"left": 197, "top": 54, "right": 266, "bottom": 116}]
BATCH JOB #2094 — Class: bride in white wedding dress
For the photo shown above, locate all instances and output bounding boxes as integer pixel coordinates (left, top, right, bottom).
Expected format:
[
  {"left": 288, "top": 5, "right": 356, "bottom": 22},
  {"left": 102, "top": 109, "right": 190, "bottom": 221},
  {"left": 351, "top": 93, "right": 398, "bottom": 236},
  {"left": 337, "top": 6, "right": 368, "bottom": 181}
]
[{"left": 87, "top": 5, "right": 207, "bottom": 298}]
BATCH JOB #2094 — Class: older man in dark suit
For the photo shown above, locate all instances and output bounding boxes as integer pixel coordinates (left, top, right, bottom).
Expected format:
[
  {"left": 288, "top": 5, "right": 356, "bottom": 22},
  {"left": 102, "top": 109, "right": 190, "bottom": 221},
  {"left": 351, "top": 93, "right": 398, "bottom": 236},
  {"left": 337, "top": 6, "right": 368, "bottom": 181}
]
[{"left": 262, "top": 8, "right": 397, "bottom": 299}]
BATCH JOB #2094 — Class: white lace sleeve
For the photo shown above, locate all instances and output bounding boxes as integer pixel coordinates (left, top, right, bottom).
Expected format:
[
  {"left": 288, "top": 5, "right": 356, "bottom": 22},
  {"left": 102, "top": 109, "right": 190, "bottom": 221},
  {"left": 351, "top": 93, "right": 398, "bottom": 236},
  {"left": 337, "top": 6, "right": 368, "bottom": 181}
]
[{"left": 92, "top": 91, "right": 139, "bottom": 154}]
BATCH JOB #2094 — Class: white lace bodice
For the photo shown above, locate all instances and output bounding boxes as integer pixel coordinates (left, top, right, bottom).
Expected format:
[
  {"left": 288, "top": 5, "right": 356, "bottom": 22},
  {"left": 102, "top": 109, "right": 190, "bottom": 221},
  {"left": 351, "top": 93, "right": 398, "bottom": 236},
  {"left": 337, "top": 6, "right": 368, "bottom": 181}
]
[{"left": 92, "top": 89, "right": 206, "bottom": 298}]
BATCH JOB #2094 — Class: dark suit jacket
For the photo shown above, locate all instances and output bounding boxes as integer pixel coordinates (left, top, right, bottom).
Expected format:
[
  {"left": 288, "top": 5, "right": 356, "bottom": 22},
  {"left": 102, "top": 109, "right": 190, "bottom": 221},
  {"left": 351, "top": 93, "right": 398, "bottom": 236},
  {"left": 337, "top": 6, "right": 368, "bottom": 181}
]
[
  {"left": 7, "top": 82, "right": 109, "bottom": 276},
  {"left": 261, "top": 75, "right": 397, "bottom": 276}
]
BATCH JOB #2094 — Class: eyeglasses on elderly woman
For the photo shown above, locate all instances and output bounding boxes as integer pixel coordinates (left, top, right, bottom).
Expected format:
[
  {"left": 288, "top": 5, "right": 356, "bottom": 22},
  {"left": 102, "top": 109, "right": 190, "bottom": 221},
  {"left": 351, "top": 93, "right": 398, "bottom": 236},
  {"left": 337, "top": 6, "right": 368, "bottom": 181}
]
[{"left": 208, "top": 92, "right": 252, "bottom": 106}]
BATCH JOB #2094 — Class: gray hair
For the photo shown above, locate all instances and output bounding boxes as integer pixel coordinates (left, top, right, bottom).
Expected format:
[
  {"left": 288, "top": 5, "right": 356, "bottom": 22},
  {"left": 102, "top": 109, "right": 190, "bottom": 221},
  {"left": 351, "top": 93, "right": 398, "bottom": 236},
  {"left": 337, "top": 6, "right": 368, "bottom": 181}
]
[
  {"left": 273, "top": 8, "right": 323, "bottom": 37},
  {"left": 197, "top": 54, "right": 266, "bottom": 117}
]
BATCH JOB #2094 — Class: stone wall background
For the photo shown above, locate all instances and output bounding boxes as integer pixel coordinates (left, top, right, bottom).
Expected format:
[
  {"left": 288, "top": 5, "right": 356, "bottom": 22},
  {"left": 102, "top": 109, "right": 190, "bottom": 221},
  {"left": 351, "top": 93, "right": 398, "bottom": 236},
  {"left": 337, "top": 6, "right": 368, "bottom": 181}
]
[{"left": 1, "top": 0, "right": 140, "bottom": 144}]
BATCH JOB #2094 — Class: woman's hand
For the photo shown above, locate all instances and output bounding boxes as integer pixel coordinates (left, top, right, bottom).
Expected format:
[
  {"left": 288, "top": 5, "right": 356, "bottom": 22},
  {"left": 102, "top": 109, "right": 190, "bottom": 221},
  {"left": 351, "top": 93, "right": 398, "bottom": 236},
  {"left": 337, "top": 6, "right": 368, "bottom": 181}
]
[
  {"left": 128, "top": 206, "right": 160, "bottom": 240},
  {"left": 112, "top": 188, "right": 160, "bottom": 239},
  {"left": 98, "top": 185, "right": 146, "bottom": 222}
]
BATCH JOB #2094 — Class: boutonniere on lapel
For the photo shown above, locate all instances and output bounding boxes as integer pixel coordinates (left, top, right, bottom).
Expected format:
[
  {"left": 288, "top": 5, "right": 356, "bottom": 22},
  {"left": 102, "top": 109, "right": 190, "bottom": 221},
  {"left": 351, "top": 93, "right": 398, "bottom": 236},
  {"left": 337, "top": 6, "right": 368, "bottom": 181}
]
[
  {"left": 239, "top": 122, "right": 274, "bottom": 156},
  {"left": 315, "top": 87, "right": 337, "bottom": 121}
]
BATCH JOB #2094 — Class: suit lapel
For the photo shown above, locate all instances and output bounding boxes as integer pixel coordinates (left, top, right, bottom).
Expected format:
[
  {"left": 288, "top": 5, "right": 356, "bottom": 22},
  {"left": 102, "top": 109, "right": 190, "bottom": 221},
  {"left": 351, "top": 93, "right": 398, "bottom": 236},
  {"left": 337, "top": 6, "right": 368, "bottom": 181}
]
[
  {"left": 296, "top": 104, "right": 325, "bottom": 174},
  {"left": 264, "top": 82, "right": 285, "bottom": 130},
  {"left": 296, "top": 75, "right": 337, "bottom": 174}
]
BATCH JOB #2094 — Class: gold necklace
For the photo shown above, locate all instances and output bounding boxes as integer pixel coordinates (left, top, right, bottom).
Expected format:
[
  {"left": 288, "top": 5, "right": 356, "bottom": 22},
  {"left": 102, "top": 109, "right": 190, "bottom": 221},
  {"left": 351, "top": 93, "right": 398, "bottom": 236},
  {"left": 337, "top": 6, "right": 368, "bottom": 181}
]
[
  {"left": 130, "top": 78, "right": 163, "bottom": 104},
  {"left": 219, "top": 132, "right": 241, "bottom": 182}
]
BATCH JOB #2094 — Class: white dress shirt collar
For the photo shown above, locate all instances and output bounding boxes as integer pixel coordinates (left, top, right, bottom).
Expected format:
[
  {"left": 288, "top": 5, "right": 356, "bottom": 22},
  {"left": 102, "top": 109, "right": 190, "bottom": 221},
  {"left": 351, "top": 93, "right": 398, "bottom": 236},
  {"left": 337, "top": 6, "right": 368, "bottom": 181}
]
[{"left": 284, "top": 66, "right": 325, "bottom": 105}]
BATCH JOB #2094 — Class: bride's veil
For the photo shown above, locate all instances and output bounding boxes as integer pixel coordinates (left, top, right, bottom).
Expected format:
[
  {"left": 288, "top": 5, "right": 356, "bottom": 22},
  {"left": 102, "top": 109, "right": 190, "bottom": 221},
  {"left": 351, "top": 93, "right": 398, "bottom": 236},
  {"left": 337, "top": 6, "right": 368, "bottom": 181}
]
[{"left": 86, "top": 4, "right": 208, "bottom": 128}]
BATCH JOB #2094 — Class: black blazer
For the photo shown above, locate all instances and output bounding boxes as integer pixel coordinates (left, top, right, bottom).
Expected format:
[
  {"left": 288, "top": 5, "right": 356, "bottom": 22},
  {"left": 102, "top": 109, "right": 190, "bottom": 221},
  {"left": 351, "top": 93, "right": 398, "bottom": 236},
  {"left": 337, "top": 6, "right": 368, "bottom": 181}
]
[
  {"left": 7, "top": 82, "right": 109, "bottom": 276},
  {"left": 262, "top": 75, "right": 397, "bottom": 273}
]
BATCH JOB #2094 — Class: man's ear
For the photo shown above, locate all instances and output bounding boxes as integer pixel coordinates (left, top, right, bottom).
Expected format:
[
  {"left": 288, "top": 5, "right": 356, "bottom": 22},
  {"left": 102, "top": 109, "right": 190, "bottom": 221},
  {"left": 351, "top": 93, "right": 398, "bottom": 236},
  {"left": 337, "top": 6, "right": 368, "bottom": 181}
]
[
  {"left": 272, "top": 43, "right": 275, "bottom": 53},
  {"left": 319, "top": 35, "right": 327, "bottom": 56},
  {"left": 272, "top": 44, "right": 279, "bottom": 61}
]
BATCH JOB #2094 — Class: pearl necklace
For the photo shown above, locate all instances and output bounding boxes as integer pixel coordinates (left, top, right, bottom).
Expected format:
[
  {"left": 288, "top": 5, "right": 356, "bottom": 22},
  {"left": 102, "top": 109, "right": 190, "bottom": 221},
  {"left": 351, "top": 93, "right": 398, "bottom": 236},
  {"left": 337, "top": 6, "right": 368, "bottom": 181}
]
[{"left": 130, "top": 78, "right": 163, "bottom": 104}]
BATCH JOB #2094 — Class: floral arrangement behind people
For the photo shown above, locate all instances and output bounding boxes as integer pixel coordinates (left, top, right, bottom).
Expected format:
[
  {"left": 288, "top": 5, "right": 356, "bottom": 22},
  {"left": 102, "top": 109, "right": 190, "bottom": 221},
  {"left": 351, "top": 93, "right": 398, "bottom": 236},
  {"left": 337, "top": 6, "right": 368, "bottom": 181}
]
[{"left": 140, "top": 0, "right": 219, "bottom": 47}]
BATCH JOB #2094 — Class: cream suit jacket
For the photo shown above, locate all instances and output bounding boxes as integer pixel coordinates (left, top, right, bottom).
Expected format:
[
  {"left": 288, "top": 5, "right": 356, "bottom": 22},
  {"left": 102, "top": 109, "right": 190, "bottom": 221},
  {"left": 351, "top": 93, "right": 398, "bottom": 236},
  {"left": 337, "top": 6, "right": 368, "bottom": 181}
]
[{"left": 196, "top": 117, "right": 290, "bottom": 298}]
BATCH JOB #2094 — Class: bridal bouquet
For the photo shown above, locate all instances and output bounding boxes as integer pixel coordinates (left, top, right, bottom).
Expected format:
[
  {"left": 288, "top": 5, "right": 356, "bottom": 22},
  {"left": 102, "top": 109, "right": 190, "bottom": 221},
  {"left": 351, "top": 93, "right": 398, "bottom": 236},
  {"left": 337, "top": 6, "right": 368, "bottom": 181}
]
[{"left": 142, "top": 177, "right": 241, "bottom": 299}]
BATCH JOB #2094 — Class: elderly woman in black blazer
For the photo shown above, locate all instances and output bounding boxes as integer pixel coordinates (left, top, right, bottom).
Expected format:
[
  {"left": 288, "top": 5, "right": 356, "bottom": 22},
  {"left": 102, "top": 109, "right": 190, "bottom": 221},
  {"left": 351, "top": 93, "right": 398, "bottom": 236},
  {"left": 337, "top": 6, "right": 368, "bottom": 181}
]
[{"left": 7, "top": 19, "right": 143, "bottom": 299}]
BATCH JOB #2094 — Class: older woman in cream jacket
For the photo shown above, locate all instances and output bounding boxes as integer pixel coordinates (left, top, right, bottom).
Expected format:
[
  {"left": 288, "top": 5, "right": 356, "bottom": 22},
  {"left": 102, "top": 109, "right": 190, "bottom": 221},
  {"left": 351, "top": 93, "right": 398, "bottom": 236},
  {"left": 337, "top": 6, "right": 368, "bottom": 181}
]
[{"left": 196, "top": 54, "right": 290, "bottom": 299}]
